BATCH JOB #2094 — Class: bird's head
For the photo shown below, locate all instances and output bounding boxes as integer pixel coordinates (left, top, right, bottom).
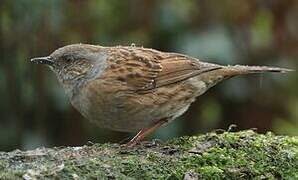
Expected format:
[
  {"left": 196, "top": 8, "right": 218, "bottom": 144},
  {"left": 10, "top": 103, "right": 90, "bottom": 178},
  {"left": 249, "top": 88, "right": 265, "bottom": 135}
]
[{"left": 31, "top": 44, "right": 108, "bottom": 94}]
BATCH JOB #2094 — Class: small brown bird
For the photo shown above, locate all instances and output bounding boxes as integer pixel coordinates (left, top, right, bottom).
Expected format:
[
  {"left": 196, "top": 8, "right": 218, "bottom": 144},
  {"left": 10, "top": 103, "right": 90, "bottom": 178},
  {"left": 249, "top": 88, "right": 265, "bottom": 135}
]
[{"left": 31, "top": 44, "right": 291, "bottom": 147}]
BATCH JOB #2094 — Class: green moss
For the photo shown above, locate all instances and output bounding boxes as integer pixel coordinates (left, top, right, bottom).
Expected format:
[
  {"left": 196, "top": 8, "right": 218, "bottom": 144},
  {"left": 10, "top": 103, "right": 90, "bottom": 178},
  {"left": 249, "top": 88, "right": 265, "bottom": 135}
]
[{"left": 0, "top": 130, "right": 297, "bottom": 179}]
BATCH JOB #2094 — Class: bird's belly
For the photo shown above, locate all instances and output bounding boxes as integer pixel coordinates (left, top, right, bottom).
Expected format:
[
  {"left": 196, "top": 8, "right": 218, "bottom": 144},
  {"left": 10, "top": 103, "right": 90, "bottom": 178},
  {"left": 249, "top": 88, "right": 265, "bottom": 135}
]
[{"left": 71, "top": 78, "right": 208, "bottom": 132}]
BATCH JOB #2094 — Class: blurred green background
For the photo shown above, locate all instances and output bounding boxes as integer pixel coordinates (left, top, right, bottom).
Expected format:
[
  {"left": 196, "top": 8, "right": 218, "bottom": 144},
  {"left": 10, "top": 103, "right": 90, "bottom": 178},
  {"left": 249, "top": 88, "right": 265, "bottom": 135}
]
[{"left": 0, "top": 0, "right": 297, "bottom": 151}]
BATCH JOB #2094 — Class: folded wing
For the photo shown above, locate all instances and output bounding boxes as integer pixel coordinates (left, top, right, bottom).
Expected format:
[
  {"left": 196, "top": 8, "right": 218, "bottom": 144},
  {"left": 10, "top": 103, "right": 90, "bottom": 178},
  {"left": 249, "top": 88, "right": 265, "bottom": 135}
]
[{"left": 105, "top": 47, "right": 222, "bottom": 91}]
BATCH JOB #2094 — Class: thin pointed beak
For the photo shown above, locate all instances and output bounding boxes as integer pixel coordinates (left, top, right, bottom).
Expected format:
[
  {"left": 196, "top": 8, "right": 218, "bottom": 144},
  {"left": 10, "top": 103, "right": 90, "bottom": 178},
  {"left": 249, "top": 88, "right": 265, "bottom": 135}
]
[{"left": 30, "top": 56, "right": 54, "bottom": 65}]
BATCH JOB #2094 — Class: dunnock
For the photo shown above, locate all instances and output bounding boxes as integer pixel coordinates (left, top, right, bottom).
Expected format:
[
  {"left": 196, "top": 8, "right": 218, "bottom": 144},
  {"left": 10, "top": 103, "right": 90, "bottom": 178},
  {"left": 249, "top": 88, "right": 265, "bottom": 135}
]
[{"left": 31, "top": 44, "right": 291, "bottom": 147}]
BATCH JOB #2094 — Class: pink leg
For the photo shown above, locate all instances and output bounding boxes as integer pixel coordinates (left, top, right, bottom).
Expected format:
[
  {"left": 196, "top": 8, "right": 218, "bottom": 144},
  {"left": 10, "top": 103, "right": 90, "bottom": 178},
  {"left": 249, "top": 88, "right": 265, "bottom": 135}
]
[{"left": 126, "top": 119, "right": 167, "bottom": 147}]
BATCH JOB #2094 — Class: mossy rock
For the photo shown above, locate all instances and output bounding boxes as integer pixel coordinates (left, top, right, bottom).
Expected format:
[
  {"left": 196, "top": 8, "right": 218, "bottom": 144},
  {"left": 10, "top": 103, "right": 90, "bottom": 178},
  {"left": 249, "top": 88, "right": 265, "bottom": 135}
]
[{"left": 0, "top": 130, "right": 297, "bottom": 179}]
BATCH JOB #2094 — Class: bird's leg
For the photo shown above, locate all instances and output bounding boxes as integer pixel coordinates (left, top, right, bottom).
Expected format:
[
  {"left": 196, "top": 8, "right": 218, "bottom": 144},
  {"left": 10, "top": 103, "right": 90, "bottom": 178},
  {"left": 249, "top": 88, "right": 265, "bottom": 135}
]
[{"left": 126, "top": 119, "right": 168, "bottom": 147}]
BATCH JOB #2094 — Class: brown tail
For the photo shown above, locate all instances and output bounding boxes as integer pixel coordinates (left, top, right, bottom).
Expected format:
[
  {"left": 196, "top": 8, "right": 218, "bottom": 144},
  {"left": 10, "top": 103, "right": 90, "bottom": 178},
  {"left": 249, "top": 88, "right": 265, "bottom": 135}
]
[
  {"left": 226, "top": 65, "right": 293, "bottom": 75},
  {"left": 198, "top": 64, "right": 293, "bottom": 86}
]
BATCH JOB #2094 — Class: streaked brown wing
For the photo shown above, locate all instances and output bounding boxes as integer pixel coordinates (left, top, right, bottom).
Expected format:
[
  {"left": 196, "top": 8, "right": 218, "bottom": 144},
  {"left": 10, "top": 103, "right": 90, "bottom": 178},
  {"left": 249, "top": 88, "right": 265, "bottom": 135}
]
[
  {"left": 153, "top": 53, "right": 222, "bottom": 89},
  {"left": 105, "top": 47, "right": 222, "bottom": 91}
]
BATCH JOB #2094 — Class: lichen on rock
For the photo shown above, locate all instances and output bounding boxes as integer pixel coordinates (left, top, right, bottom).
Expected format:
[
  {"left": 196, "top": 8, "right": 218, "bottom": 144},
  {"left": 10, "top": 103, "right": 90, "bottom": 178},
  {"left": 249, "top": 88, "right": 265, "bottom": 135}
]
[{"left": 0, "top": 130, "right": 297, "bottom": 179}]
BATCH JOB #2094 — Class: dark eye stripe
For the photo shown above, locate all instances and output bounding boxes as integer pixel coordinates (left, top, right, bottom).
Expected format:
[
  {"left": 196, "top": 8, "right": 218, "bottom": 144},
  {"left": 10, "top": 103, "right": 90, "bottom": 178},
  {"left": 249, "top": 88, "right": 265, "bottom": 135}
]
[{"left": 61, "top": 55, "right": 73, "bottom": 62}]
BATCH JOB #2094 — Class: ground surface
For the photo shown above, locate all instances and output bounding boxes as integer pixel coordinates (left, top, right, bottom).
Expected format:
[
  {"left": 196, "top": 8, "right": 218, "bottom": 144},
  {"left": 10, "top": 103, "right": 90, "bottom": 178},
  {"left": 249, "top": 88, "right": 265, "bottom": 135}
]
[{"left": 0, "top": 130, "right": 297, "bottom": 179}]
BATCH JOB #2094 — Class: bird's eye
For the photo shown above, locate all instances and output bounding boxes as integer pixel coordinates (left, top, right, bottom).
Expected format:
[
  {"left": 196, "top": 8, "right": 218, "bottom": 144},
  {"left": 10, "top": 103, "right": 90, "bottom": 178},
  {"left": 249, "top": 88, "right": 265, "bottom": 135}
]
[{"left": 63, "top": 55, "right": 73, "bottom": 63}]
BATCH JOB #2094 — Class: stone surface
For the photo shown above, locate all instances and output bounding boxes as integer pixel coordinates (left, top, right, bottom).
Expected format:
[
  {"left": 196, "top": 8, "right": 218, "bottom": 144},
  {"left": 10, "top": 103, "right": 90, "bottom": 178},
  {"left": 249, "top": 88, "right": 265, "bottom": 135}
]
[{"left": 0, "top": 130, "right": 297, "bottom": 179}]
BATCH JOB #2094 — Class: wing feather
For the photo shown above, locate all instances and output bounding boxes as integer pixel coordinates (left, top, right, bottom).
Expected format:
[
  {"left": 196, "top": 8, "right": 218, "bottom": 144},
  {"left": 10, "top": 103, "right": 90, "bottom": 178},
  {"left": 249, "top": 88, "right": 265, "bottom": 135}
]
[{"left": 104, "top": 47, "right": 222, "bottom": 91}]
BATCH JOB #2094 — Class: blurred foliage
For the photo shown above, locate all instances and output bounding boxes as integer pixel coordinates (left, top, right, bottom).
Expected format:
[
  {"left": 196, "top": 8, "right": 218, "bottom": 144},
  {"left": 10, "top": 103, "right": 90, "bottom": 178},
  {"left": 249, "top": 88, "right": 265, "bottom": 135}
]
[{"left": 0, "top": 0, "right": 297, "bottom": 151}]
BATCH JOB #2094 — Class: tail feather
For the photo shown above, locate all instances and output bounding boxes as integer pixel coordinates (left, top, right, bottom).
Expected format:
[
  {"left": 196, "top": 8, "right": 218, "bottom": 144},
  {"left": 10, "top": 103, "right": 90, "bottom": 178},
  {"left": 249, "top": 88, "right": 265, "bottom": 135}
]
[
  {"left": 192, "top": 64, "right": 292, "bottom": 87},
  {"left": 229, "top": 65, "right": 293, "bottom": 74}
]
